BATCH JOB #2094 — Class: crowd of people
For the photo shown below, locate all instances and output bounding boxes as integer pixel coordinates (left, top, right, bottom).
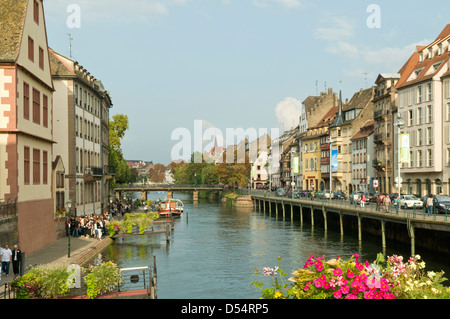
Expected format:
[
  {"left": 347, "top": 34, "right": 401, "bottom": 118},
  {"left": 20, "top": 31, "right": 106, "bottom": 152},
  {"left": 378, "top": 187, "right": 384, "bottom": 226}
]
[{"left": 66, "top": 212, "right": 111, "bottom": 240}]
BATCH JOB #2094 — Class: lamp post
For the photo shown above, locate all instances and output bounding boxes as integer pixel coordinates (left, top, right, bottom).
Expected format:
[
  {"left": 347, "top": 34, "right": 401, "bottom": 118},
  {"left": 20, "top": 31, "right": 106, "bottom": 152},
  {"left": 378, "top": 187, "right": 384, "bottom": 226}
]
[
  {"left": 394, "top": 114, "right": 405, "bottom": 199},
  {"left": 66, "top": 198, "right": 72, "bottom": 258},
  {"left": 327, "top": 137, "right": 333, "bottom": 201}
]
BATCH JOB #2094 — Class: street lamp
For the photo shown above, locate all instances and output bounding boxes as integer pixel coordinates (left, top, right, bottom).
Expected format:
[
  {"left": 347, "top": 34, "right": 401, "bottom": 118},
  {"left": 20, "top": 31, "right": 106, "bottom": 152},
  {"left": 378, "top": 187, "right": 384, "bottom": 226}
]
[
  {"left": 66, "top": 198, "right": 72, "bottom": 258},
  {"left": 327, "top": 137, "right": 333, "bottom": 201},
  {"left": 394, "top": 114, "right": 405, "bottom": 199}
]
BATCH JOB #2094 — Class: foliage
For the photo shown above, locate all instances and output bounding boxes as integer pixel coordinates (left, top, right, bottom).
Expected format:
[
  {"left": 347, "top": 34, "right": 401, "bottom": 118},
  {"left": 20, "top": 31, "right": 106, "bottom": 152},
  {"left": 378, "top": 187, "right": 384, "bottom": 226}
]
[
  {"left": 10, "top": 265, "right": 72, "bottom": 299},
  {"left": 107, "top": 212, "right": 159, "bottom": 236},
  {"left": 169, "top": 149, "right": 251, "bottom": 187},
  {"left": 109, "top": 114, "right": 131, "bottom": 188},
  {"left": 83, "top": 261, "right": 122, "bottom": 299},
  {"left": 252, "top": 253, "right": 450, "bottom": 299}
]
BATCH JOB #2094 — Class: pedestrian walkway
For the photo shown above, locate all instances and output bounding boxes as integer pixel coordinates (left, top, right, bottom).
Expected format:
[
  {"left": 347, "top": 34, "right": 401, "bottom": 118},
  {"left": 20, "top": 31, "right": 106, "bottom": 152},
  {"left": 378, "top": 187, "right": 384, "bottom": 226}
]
[{"left": 1, "top": 236, "right": 113, "bottom": 287}]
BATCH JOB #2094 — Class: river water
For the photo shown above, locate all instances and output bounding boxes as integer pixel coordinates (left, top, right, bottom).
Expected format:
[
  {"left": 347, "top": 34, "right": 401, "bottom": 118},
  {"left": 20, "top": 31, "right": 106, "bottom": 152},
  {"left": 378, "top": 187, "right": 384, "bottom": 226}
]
[{"left": 102, "top": 192, "right": 450, "bottom": 299}]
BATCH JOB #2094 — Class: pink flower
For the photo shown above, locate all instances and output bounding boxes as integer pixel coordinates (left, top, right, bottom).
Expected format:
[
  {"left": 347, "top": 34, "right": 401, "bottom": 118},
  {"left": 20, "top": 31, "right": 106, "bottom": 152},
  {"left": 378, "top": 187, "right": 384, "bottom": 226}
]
[
  {"left": 304, "top": 282, "right": 311, "bottom": 291},
  {"left": 347, "top": 269, "right": 355, "bottom": 279},
  {"left": 332, "top": 268, "right": 343, "bottom": 276},
  {"left": 340, "top": 284, "right": 350, "bottom": 295},
  {"left": 346, "top": 293, "right": 358, "bottom": 299},
  {"left": 333, "top": 290, "right": 342, "bottom": 299},
  {"left": 315, "top": 261, "right": 324, "bottom": 272}
]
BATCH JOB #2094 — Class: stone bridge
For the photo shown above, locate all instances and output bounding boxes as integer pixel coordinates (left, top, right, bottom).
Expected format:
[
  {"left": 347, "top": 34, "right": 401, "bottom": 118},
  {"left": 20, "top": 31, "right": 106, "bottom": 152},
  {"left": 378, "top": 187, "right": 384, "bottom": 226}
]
[{"left": 114, "top": 184, "right": 224, "bottom": 201}]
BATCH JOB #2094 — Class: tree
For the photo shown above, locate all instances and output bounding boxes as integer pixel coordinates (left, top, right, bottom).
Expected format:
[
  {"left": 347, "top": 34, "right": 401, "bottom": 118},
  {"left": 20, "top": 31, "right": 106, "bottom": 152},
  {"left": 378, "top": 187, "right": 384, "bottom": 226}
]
[{"left": 109, "top": 114, "right": 130, "bottom": 188}]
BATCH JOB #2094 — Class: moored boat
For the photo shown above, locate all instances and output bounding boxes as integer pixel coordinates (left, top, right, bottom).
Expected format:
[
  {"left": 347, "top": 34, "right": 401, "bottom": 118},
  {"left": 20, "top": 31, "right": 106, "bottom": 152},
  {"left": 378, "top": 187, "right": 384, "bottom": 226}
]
[{"left": 157, "top": 198, "right": 184, "bottom": 218}]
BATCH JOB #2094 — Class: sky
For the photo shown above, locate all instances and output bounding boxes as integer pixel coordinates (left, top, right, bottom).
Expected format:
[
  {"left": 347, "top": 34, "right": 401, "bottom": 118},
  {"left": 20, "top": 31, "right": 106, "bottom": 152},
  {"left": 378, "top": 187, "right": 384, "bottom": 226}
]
[{"left": 42, "top": 0, "right": 450, "bottom": 165}]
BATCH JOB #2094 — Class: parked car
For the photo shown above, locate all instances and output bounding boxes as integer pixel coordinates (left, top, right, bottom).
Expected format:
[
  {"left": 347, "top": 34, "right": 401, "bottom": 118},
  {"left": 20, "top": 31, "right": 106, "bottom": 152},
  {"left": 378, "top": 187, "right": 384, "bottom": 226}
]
[
  {"left": 276, "top": 188, "right": 285, "bottom": 196},
  {"left": 398, "top": 194, "right": 423, "bottom": 209},
  {"left": 333, "top": 191, "right": 347, "bottom": 200},
  {"left": 433, "top": 195, "right": 450, "bottom": 214},
  {"left": 421, "top": 195, "right": 450, "bottom": 214},
  {"left": 322, "top": 190, "right": 333, "bottom": 199}
]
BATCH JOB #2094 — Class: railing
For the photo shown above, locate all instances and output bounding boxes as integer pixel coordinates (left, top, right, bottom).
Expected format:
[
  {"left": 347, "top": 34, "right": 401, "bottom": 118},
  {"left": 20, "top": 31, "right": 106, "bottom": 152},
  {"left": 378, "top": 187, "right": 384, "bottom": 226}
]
[
  {"left": 0, "top": 198, "right": 17, "bottom": 218},
  {"left": 116, "top": 184, "right": 225, "bottom": 190},
  {"left": 249, "top": 189, "right": 449, "bottom": 222}
]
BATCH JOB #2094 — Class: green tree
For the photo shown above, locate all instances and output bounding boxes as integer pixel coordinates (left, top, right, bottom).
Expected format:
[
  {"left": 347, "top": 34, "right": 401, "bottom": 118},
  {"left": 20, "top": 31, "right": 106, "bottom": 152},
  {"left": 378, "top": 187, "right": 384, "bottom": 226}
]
[{"left": 109, "top": 114, "right": 130, "bottom": 188}]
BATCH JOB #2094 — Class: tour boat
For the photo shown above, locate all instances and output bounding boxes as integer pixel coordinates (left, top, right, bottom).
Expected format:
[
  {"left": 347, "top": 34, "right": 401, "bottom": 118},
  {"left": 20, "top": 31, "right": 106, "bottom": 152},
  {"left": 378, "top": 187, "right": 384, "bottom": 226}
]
[{"left": 157, "top": 198, "right": 184, "bottom": 218}]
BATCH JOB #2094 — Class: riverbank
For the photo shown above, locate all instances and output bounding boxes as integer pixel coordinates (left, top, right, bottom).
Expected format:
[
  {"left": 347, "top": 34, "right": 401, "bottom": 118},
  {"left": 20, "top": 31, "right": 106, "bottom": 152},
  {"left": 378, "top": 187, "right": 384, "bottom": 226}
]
[
  {"left": 1, "top": 236, "right": 113, "bottom": 288},
  {"left": 221, "top": 192, "right": 253, "bottom": 207}
]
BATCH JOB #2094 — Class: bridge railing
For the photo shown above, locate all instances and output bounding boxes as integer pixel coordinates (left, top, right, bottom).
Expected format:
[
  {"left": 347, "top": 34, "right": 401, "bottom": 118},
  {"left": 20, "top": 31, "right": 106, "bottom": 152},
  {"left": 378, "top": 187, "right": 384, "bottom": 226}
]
[
  {"left": 115, "top": 184, "right": 225, "bottom": 189},
  {"left": 250, "top": 190, "right": 449, "bottom": 222}
]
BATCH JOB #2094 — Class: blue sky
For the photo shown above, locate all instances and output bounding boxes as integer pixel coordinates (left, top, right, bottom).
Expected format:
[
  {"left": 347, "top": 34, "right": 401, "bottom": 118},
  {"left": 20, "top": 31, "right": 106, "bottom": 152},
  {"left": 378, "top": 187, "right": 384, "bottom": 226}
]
[{"left": 43, "top": 0, "right": 449, "bottom": 164}]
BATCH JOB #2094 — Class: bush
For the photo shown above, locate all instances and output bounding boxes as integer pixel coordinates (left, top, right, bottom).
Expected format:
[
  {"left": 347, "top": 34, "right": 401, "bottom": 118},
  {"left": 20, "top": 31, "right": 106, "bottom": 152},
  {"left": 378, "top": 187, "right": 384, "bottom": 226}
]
[
  {"left": 10, "top": 265, "right": 72, "bottom": 299},
  {"left": 252, "top": 253, "right": 450, "bottom": 299},
  {"left": 83, "top": 261, "right": 122, "bottom": 299}
]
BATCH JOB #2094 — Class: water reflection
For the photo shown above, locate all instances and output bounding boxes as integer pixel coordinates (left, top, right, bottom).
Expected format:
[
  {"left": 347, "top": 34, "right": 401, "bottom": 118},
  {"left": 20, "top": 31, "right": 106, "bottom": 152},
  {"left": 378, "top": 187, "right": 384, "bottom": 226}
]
[{"left": 101, "top": 192, "right": 449, "bottom": 299}]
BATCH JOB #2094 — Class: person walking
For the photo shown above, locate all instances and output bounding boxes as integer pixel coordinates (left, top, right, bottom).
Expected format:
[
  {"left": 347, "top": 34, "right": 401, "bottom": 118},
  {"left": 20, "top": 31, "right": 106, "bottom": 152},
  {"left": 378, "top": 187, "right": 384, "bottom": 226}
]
[
  {"left": 360, "top": 193, "right": 366, "bottom": 208},
  {"left": 426, "top": 194, "right": 434, "bottom": 216},
  {"left": 394, "top": 195, "right": 399, "bottom": 214},
  {"left": 376, "top": 194, "right": 381, "bottom": 211},
  {"left": 1, "top": 244, "right": 12, "bottom": 277},
  {"left": 383, "top": 195, "right": 391, "bottom": 213},
  {"left": 11, "top": 244, "right": 22, "bottom": 277}
]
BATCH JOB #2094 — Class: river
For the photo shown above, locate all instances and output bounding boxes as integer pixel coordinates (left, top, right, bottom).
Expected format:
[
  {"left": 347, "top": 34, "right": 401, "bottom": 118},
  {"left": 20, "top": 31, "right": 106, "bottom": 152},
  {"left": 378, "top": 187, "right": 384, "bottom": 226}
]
[{"left": 101, "top": 192, "right": 450, "bottom": 299}]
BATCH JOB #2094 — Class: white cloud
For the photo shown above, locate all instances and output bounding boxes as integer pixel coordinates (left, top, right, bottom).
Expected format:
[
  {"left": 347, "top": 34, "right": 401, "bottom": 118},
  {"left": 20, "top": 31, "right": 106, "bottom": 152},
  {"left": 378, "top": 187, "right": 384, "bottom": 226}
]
[
  {"left": 274, "top": 97, "right": 301, "bottom": 130},
  {"left": 253, "top": 0, "right": 303, "bottom": 9},
  {"left": 314, "top": 16, "right": 355, "bottom": 41},
  {"left": 45, "top": 0, "right": 188, "bottom": 23}
]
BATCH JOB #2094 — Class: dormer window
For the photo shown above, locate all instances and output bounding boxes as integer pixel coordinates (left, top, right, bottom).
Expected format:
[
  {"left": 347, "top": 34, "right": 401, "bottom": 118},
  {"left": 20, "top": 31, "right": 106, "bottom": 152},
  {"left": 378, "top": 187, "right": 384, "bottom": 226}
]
[
  {"left": 419, "top": 51, "right": 424, "bottom": 62},
  {"left": 428, "top": 47, "right": 433, "bottom": 59},
  {"left": 438, "top": 44, "right": 443, "bottom": 56}
]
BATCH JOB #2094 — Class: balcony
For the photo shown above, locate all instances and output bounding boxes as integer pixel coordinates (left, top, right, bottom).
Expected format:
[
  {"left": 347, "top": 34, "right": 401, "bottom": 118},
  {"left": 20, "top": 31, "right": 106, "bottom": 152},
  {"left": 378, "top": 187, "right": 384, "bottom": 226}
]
[
  {"left": 84, "top": 167, "right": 103, "bottom": 181},
  {"left": 374, "top": 110, "right": 385, "bottom": 119}
]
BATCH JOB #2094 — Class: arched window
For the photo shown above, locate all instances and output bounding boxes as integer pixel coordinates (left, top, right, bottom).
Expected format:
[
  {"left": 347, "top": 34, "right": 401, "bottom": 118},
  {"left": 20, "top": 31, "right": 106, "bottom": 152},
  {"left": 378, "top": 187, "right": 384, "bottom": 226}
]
[
  {"left": 435, "top": 179, "right": 442, "bottom": 195},
  {"left": 426, "top": 179, "right": 432, "bottom": 195},
  {"left": 416, "top": 179, "right": 422, "bottom": 197}
]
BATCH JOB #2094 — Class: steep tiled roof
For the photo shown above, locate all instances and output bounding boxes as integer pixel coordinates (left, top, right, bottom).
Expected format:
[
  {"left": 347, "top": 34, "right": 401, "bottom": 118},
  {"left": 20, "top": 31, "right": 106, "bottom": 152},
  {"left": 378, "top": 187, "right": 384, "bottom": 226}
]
[
  {"left": 350, "top": 120, "right": 374, "bottom": 141},
  {"left": 49, "top": 48, "right": 76, "bottom": 77},
  {"left": 0, "top": 0, "right": 28, "bottom": 62},
  {"left": 397, "top": 24, "right": 450, "bottom": 89},
  {"left": 343, "top": 87, "right": 375, "bottom": 111}
]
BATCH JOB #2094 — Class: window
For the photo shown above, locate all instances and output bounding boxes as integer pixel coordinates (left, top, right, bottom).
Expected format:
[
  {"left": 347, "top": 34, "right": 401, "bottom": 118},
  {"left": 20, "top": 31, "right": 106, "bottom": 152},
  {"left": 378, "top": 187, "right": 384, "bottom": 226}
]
[
  {"left": 417, "top": 129, "right": 423, "bottom": 146},
  {"left": 43, "top": 94, "right": 48, "bottom": 127},
  {"left": 427, "top": 127, "right": 433, "bottom": 145},
  {"left": 418, "top": 86, "right": 423, "bottom": 103},
  {"left": 428, "top": 48, "right": 433, "bottom": 59},
  {"left": 43, "top": 150, "right": 48, "bottom": 184},
  {"left": 417, "top": 107, "right": 423, "bottom": 125},
  {"left": 24, "top": 146, "right": 30, "bottom": 184},
  {"left": 438, "top": 44, "right": 443, "bottom": 56},
  {"left": 427, "top": 82, "right": 433, "bottom": 101},
  {"left": 419, "top": 51, "right": 424, "bottom": 62},
  {"left": 32, "top": 88, "right": 40, "bottom": 124},
  {"left": 408, "top": 110, "right": 414, "bottom": 126},
  {"left": 427, "top": 149, "right": 433, "bottom": 167},
  {"left": 23, "top": 82, "right": 29, "bottom": 120},
  {"left": 427, "top": 105, "right": 433, "bottom": 123},
  {"left": 33, "top": 0, "right": 39, "bottom": 24},
  {"left": 417, "top": 150, "right": 423, "bottom": 167},
  {"left": 39, "top": 47, "right": 44, "bottom": 70},
  {"left": 28, "top": 36, "right": 34, "bottom": 62},
  {"left": 33, "top": 148, "right": 40, "bottom": 184}
]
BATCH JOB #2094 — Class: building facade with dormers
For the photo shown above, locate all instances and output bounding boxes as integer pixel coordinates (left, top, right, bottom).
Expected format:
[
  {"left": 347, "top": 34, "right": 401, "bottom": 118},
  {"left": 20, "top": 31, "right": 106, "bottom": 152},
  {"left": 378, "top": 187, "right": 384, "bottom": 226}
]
[
  {"left": 396, "top": 25, "right": 450, "bottom": 196},
  {"left": 0, "top": 0, "right": 58, "bottom": 253},
  {"left": 49, "top": 49, "right": 113, "bottom": 216}
]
